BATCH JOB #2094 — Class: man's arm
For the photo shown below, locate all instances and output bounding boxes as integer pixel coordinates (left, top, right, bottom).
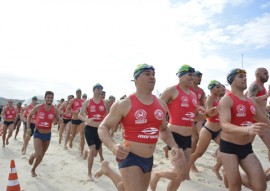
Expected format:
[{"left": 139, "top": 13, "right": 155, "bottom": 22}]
[
  {"left": 54, "top": 108, "right": 60, "bottom": 124},
  {"left": 248, "top": 83, "right": 270, "bottom": 102},
  {"left": 27, "top": 105, "right": 40, "bottom": 130},
  {"left": 78, "top": 100, "right": 89, "bottom": 122},
  {"left": 66, "top": 99, "right": 77, "bottom": 115}
]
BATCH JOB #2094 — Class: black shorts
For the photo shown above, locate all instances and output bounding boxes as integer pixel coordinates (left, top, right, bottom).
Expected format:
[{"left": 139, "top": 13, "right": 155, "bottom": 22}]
[
  {"left": 4, "top": 121, "right": 14, "bottom": 126},
  {"left": 203, "top": 126, "right": 221, "bottom": 140},
  {"left": 118, "top": 152, "right": 153, "bottom": 173},
  {"left": 71, "top": 119, "right": 84, "bottom": 125},
  {"left": 63, "top": 119, "right": 71, "bottom": 124},
  {"left": 220, "top": 139, "right": 253, "bottom": 160},
  {"left": 172, "top": 132, "right": 191, "bottom": 150},
  {"left": 85, "top": 125, "right": 101, "bottom": 150}
]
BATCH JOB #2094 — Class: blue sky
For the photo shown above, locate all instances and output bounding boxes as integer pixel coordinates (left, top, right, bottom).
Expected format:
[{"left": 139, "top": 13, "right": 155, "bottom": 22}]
[{"left": 0, "top": 0, "right": 269, "bottom": 101}]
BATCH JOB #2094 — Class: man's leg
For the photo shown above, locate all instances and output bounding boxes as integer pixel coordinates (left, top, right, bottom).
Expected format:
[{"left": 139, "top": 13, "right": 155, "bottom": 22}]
[
  {"left": 6, "top": 124, "right": 14, "bottom": 145},
  {"left": 69, "top": 124, "right": 77, "bottom": 148},
  {"left": 240, "top": 153, "right": 266, "bottom": 190},
  {"left": 87, "top": 145, "right": 96, "bottom": 181},
  {"left": 219, "top": 152, "right": 241, "bottom": 191},
  {"left": 95, "top": 161, "right": 124, "bottom": 191},
  {"left": 2, "top": 124, "right": 8, "bottom": 147},
  {"left": 78, "top": 122, "right": 85, "bottom": 157},
  {"left": 120, "top": 166, "right": 151, "bottom": 191},
  {"left": 58, "top": 121, "right": 65, "bottom": 144},
  {"left": 64, "top": 122, "right": 71, "bottom": 149},
  {"left": 14, "top": 120, "right": 21, "bottom": 139},
  {"left": 29, "top": 138, "right": 50, "bottom": 177}
]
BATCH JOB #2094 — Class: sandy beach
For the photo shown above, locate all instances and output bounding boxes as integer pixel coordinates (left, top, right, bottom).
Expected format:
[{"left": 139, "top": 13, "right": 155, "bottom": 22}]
[{"left": 0, "top": 124, "right": 269, "bottom": 191}]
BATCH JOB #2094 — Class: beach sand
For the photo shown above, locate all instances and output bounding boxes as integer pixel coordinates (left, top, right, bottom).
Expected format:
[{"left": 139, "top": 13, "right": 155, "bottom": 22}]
[{"left": 0, "top": 125, "right": 269, "bottom": 191}]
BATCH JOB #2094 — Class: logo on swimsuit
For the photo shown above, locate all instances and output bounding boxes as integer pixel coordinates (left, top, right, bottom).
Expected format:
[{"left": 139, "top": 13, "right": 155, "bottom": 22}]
[
  {"left": 39, "top": 112, "right": 45, "bottom": 119},
  {"left": 182, "top": 112, "right": 195, "bottom": 121},
  {"left": 138, "top": 127, "right": 159, "bottom": 139},
  {"left": 236, "top": 104, "right": 246, "bottom": 117},
  {"left": 134, "top": 109, "right": 147, "bottom": 124},
  {"left": 39, "top": 121, "right": 49, "bottom": 127},
  {"left": 192, "top": 98, "right": 197, "bottom": 107},
  {"left": 90, "top": 105, "right": 96, "bottom": 112},
  {"left": 154, "top": 109, "right": 164, "bottom": 120},
  {"left": 93, "top": 114, "right": 101, "bottom": 120},
  {"left": 240, "top": 121, "right": 253, "bottom": 127},
  {"left": 99, "top": 106, "right": 105, "bottom": 111},
  {"left": 250, "top": 105, "right": 256, "bottom": 115},
  {"left": 75, "top": 102, "right": 80, "bottom": 107},
  {"left": 48, "top": 114, "right": 54, "bottom": 120},
  {"left": 181, "top": 96, "right": 189, "bottom": 107}
]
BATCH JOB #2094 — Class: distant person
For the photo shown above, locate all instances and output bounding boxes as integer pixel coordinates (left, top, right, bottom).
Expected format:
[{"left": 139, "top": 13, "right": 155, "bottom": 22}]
[
  {"left": 82, "top": 93, "right": 87, "bottom": 101},
  {"left": 28, "top": 91, "right": 60, "bottom": 177},
  {"left": 101, "top": 91, "right": 106, "bottom": 100},
  {"left": 0, "top": 105, "right": 3, "bottom": 123},
  {"left": 67, "top": 89, "right": 85, "bottom": 157},
  {"left": 1, "top": 99, "right": 17, "bottom": 147},
  {"left": 21, "top": 96, "right": 38, "bottom": 155},
  {"left": 188, "top": 80, "right": 222, "bottom": 180},
  {"left": 219, "top": 68, "right": 269, "bottom": 190},
  {"left": 96, "top": 64, "right": 182, "bottom": 191},
  {"left": 58, "top": 95, "right": 73, "bottom": 146},
  {"left": 79, "top": 83, "right": 108, "bottom": 181},
  {"left": 108, "top": 95, "right": 116, "bottom": 109},
  {"left": 14, "top": 102, "right": 22, "bottom": 139}
]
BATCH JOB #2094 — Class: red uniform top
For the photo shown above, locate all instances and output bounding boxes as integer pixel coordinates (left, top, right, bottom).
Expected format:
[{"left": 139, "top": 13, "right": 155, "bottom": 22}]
[
  {"left": 254, "top": 81, "right": 267, "bottom": 98},
  {"left": 17, "top": 107, "right": 22, "bottom": 116},
  {"left": 25, "top": 104, "right": 36, "bottom": 120},
  {"left": 87, "top": 99, "right": 107, "bottom": 122},
  {"left": 62, "top": 105, "right": 72, "bottom": 119},
  {"left": 168, "top": 85, "right": 198, "bottom": 127},
  {"left": 190, "top": 86, "right": 204, "bottom": 101},
  {"left": 35, "top": 104, "right": 55, "bottom": 130},
  {"left": 71, "top": 98, "right": 84, "bottom": 112},
  {"left": 207, "top": 99, "right": 219, "bottom": 122},
  {"left": 121, "top": 94, "right": 165, "bottom": 144},
  {"left": 4, "top": 106, "right": 16, "bottom": 120},
  {"left": 227, "top": 92, "right": 256, "bottom": 127}
]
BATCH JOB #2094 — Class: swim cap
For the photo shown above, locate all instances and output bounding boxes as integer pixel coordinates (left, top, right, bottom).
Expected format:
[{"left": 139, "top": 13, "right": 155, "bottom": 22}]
[
  {"left": 176, "top": 65, "right": 195, "bottom": 77},
  {"left": 76, "top": 89, "right": 82, "bottom": 93},
  {"left": 133, "top": 64, "right": 155, "bottom": 79},
  {"left": 227, "top": 68, "right": 246, "bottom": 85},
  {"left": 82, "top": 93, "right": 87, "bottom": 97},
  {"left": 194, "top": 70, "right": 203, "bottom": 76},
  {"left": 93, "top": 83, "right": 103, "bottom": 91},
  {"left": 32, "top": 96, "right": 37, "bottom": 100},
  {"left": 208, "top": 80, "right": 220, "bottom": 90}
]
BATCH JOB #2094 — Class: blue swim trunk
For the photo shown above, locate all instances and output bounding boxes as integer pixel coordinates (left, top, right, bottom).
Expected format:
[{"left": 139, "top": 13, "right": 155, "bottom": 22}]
[
  {"left": 33, "top": 129, "right": 51, "bottom": 141},
  {"left": 118, "top": 152, "right": 153, "bottom": 174}
]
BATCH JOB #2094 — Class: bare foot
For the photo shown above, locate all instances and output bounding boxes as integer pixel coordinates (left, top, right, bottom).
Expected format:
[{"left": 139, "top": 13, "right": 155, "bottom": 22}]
[
  {"left": 163, "top": 146, "right": 169, "bottom": 159},
  {"left": 22, "top": 149, "right": 26, "bottom": 155},
  {"left": 83, "top": 150, "right": 88, "bottom": 160},
  {"left": 222, "top": 170, "right": 229, "bottom": 188},
  {"left": 31, "top": 169, "right": 37, "bottom": 177},
  {"left": 59, "top": 136, "right": 62, "bottom": 144},
  {"left": 69, "top": 142, "right": 73, "bottom": 148},
  {"left": 64, "top": 145, "right": 68, "bottom": 150},
  {"left": 150, "top": 171, "right": 160, "bottom": 191},
  {"left": 212, "top": 166, "right": 222, "bottom": 180},
  {"left": 2, "top": 143, "right": 5, "bottom": 148},
  {"left": 191, "top": 165, "right": 199, "bottom": 173},
  {"left": 29, "top": 153, "right": 35, "bottom": 165},
  {"left": 94, "top": 161, "right": 109, "bottom": 178},
  {"left": 100, "top": 156, "right": 104, "bottom": 162},
  {"left": 6, "top": 139, "right": 9, "bottom": 145},
  {"left": 87, "top": 174, "right": 94, "bottom": 181}
]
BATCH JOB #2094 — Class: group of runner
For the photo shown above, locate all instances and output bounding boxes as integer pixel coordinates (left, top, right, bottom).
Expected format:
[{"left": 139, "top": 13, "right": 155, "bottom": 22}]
[{"left": 1, "top": 64, "right": 270, "bottom": 191}]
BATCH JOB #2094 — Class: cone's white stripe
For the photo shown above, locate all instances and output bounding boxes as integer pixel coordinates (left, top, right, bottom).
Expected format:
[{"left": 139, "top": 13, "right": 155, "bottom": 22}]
[
  {"left": 7, "top": 179, "right": 19, "bottom": 186},
  {"left": 11, "top": 168, "right": 17, "bottom": 173}
]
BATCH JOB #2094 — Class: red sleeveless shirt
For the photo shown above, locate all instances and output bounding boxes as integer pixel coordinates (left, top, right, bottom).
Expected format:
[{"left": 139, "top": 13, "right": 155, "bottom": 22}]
[
  {"left": 36, "top": 104, "right": 55, "bottom": 130},
  {"left": 87, "top": 99, "right": 107, "bottom": 122}
]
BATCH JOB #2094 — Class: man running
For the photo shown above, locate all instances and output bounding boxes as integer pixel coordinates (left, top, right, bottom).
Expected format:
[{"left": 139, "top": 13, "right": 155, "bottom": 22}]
[
  {"left": 219, "top": 68, "right": 269, "bottom": 190},
  {"left": 67, "top": 89, "right": 85, "bottom": 157},
  {"left": 79, "top": 83, "right": 108, "bottom": 181},
  {"left": 1, "top": 99, "right": 17, "bottom": 147},
  {"left": 150, "top": 65, "right": 217, "bottom": 191},
  {"left": 95, "top": 64, "right": 182, "bottom": 191},
  {"left": 28, "top": 91, "right": 60, "bottom": 177},
  {"left": 21, "top": 96, "right": 38, "bottom": 155}
]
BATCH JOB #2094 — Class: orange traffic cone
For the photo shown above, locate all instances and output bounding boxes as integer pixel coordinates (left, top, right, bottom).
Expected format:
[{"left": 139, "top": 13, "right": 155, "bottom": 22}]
[{"left": 6, "top": 160, "right": 21, "bottom": 191}]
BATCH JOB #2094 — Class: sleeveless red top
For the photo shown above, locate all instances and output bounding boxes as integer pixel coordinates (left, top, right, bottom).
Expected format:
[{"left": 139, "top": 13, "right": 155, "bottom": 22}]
[
  {"left": 255, "top": 81, "right": 267, "bottom": 98},
  {"left": 36, "top": 104, "right": 55, "bottom": 130},
  {"left": 62, "top": 104, "right": 72, "bottom": 119},
  {"left": 17, "top": 107, "right": 22, "bottom": 115},
  {"left": 227, "top": 93, "right": 256, "bottom": 127},
  {"left": 71, "top": 98, "right": 84, "bottom": 112},
  {"left": 25, "top": 104, "right": 36, "bottom": 120},
  {"left": 121, "top": 94, "right": 165, "bottom": 144},
  {"left": 190, "top": 86, "right": 204, "bottom": 101},
  {"left": 87, "top": 99, "right": 107, "bottom": 122},
  {"left": 207, "top": 99, "right": 219, "bottom": 122},
  {"left": 4, "top": 106, "right": 16, "bottom": 120},
  {"left": 168, "top": 85, "right": 198, "bottom": 127}
]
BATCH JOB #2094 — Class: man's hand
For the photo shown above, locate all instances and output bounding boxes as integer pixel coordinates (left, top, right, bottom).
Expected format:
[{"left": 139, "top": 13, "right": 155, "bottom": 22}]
[
  {"left": 113, "top": 143, "right": 129, "bottom": 160},
  {"left": 247, "top": 123, "right": 266, "bottom": 136}
]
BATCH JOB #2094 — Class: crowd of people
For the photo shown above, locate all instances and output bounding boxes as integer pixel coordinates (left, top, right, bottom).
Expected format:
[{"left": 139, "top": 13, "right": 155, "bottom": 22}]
[{"left": 1, "top": 64, "right": 270, "bottom": 191}]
